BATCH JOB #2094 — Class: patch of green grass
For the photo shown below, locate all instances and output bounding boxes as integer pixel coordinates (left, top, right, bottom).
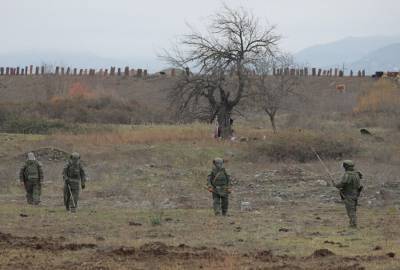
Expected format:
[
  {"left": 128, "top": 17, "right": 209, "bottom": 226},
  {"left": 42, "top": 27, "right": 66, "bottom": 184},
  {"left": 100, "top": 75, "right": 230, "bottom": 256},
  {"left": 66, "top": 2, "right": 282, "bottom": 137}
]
[
  {"left": 0, "top": 117, "right": 76, "bottom": 134},
  {"left": 149, "top": 210, "right": 164, "bottom": 226}
]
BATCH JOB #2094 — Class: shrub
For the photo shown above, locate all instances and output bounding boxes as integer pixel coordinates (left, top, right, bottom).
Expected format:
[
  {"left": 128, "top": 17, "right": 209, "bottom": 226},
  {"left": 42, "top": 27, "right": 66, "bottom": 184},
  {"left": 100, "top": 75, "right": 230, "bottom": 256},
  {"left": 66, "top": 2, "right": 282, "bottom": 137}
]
[
  {"left": 247, "top": 130, "right": 359, "bottom": 162},
  {"left": 149, "top": 211, "right": 164, "bottom": 226},
  {"left": 0, "top": 116, "right": 73, "bottom": 134},
  {"left": 354, "top": 79, "right": 400, "bottom": 114},
  {"left": 68, "top": 82, "right": 96, "bottom": 99},
  {"left": 37, "top": 95, "right": 172, "bottom": 125}
]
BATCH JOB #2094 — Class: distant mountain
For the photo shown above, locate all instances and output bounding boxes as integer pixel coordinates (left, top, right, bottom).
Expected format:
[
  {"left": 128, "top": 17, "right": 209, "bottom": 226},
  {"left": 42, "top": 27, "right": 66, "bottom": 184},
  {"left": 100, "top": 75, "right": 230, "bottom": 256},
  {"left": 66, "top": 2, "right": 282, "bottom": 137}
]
[
  {"left": 349, "top": 43, "right": 400, "bottom": 74},
  {"left": 294, "top": 35, "right": 400, "bottom": 70},
  {"left": 0, "top": 50, "right": 162, "bottom": 72}
]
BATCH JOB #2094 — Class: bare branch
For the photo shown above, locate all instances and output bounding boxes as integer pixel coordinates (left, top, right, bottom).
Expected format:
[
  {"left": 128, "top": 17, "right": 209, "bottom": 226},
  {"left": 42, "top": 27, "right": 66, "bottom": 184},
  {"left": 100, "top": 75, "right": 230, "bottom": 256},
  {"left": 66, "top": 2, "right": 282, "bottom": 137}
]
[{"left": 162, "top": 5, "right": 281, "bottom": 138}]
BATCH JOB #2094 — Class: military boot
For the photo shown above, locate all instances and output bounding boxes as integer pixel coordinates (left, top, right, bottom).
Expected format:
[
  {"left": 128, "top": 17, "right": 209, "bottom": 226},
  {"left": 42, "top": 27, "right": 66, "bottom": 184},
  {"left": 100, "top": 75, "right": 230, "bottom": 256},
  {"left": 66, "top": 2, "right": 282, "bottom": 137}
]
[{"left": 349, "top": 218, "right": 357, "bottom": 228}]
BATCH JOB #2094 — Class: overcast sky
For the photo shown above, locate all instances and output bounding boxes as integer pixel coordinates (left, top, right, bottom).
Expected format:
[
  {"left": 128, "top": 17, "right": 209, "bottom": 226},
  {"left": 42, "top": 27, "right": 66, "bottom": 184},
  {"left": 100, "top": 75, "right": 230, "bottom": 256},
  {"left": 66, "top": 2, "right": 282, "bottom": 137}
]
[{"left": 1, "top": 0, "right": 399, "bottom": 63}]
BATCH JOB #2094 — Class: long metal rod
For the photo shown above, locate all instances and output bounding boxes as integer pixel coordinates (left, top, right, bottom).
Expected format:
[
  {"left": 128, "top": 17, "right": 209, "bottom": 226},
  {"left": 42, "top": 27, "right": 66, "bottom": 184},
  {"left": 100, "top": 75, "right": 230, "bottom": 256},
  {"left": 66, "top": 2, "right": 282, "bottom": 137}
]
[
  {"left": 311, "top": 147, "right": 336, "bottom": 186},
  {"left": 67, "top": 184, "right": 76, "bottom": 209}
]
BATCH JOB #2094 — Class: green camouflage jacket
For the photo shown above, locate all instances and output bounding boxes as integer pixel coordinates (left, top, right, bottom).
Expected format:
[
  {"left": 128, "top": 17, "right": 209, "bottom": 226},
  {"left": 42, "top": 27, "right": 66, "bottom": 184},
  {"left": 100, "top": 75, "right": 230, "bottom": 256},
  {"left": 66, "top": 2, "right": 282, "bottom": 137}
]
[
  {"left": 207, "top": 167, "right": 231, "bottom": 196},
  {"left": 63, "top": 161, "right": 86, "bottom": 184},
  {"left": 19, "top": 160, "right": 43, "bottom": 182},
  {"left": 335, "top": 168, "right": 362, "bottom": 199}
]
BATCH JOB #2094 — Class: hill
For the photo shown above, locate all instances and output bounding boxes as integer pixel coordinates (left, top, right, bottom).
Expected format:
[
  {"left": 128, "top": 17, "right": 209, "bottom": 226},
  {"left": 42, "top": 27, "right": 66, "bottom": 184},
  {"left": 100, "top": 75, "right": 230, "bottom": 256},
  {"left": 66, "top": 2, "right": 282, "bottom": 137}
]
[
  {"left": 0, "top": 50, "right": 163, "bottom": 72},
  {"left": 349, "top": 43, "right": 400, "bottom": 74},
  {"left": 294, "top": 35, "right": 400, "bottom": 71}
]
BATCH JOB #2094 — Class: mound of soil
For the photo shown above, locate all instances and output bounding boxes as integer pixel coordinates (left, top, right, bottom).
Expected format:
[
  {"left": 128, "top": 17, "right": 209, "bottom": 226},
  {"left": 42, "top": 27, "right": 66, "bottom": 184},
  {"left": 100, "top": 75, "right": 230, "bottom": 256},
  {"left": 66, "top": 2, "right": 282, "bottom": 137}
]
[
  {"left": 139, "top": 241, "right": 169, "bottom": 256},
  {"left": 19, "top": 147, "right": 70, "bottom": 162},
  {"left": 255, "top": 250, "right": 274, "bottom": 262},
  {"left": 0, "top": 231, "right": 96, "bottom": 251},
  {"left": 311, "top": 249, "right": 335, "bottom": 258},
  {"left": 1, "top": 231, "right": 396, "bottom": 270}
]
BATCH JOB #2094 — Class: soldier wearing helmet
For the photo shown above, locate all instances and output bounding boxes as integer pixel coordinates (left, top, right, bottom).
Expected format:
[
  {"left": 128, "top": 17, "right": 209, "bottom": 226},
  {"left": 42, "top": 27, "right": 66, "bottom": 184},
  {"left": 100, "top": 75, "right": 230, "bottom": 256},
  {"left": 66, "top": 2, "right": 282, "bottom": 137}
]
[
  {"left": 63, "top": 152, "right": 87, "bottom": 213},
  {"left": 335, "top": 160, "right": 363, "bottom": 228},
  {"left": 19, "top": 152, "right": 43, "bottom": 205},
  {"left": 207, "top": 158, "right": 231, "bottom": 216}
]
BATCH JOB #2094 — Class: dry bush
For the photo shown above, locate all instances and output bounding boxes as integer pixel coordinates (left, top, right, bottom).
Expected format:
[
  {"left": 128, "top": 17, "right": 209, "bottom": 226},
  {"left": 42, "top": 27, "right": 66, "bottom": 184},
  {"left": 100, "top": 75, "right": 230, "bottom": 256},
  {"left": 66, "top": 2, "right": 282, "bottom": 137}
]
[
  {"left": 0, "top": 117, "right": 74, "bottom": 134},
  {"left": 36, "top": 95, "right": 172, "bottom": 125},
  {"left": 1, "top": 78, "right": 174, "bottom": 128},
  {"left": 52, "top": 123, "right": 215, "bottom": 145},
  {"left": 246, "top": 130, "right": 359, "bottom": 162},
  {"left": 67, "top": 82, "right": 96, "bottom": 99},
  {"left": 353, "top": 113, "right": 400, "bottom": 129},
  {"left": 354, "top": 79, "right": 400, "bottom": 114},
  {"left": 284, "top": 112, "right": 347, "bottom": 131},
  {"left": 0, "top": 104, "right": 76, "bottom": 134}
]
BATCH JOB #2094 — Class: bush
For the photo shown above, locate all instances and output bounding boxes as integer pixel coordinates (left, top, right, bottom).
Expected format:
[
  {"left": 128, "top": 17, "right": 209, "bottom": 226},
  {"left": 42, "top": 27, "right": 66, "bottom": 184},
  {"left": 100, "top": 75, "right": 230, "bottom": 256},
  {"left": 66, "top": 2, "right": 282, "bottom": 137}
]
[
  {"left": 247, "top": 130, "right": 359, "bottom": 162},
  {"left": 149, "top": 211, "right": 164, "bottom": 226},
  {"left": 37, "top": 95, "right": 172, "bottom": 125},
  {"left": 354, "top": 79, "right": 400, "bottom": 114},
  {"left": 0, "top": 116, "right": 74, "bottom": 134}
]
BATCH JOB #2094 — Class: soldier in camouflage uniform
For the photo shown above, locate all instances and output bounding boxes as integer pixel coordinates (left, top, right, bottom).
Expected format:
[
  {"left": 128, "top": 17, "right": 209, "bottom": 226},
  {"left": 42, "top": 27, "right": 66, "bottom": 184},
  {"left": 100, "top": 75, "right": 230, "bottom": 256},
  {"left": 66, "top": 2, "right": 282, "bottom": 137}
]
[
  {"left": 63, "top": 152, "right": 86, "bottom": 213},
  {"left": 335, "top": 160, "right": 363, "bottom": 228},
  {"left": 19, "top": 152, "right": 43, "bottom": 205},
  {"left": 207, "top": 158, "right": 231, "bottom": 216}
]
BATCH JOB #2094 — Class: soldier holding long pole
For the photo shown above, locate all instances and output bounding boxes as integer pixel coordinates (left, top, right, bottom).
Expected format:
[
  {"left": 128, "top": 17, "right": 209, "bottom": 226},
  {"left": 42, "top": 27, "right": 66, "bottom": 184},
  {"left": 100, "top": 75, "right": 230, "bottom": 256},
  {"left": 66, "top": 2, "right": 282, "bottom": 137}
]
[
  {"left": 312, "top": 148, "right": 363, "bottom": 228},
  {"left": 63, "top": 152, "right": 87, "bottom": 213}
]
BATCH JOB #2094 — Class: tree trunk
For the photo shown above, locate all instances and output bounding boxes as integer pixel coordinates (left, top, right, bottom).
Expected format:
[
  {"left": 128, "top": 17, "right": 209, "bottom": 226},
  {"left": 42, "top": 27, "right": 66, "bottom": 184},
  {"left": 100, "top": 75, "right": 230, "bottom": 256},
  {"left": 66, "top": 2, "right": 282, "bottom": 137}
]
[
  {"left": 217, "top": 105, "right": 233, "bottom": 139},
  {"left": 268, "top": 112, "right": 277, "bottom": 133}
]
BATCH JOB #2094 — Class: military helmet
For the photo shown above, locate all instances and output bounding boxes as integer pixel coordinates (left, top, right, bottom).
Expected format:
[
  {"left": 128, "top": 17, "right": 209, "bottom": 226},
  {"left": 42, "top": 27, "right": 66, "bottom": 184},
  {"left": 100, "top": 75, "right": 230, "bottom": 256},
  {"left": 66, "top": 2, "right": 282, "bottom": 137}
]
[
  {"left": 71, "top": 152, "right": 80, "bottom": 160},
  {"left": 342, "top": 160, "right": 354, "bottom": 168},
  {"left": 27, "top": 152, "right": 36, "bottom": 161},
  {"left": 213, "top": 157, "right": 224, "bottom": 169}
]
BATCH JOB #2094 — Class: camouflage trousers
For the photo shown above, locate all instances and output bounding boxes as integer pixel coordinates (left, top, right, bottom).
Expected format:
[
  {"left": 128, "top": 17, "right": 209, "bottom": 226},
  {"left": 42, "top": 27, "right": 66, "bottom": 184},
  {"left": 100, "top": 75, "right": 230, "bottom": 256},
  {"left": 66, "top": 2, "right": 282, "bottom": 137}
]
[
  {"left": 344, "top": 197, "right": 357, "bottom": 227},
  {"left": 64, "top": 180, "right": 80, "bottom": 212},
  {"left": 24, "top": 179, "right": 41, "bottom": 205},
  {"left": 212, "top": 192, "right": 229, "bottom": 216}
]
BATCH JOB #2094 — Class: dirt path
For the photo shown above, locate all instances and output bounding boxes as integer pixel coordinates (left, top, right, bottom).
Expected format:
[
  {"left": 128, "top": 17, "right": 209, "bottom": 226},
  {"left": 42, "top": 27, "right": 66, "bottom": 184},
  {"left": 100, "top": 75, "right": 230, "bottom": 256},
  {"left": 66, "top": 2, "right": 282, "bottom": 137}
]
[{"left": 1, "top": 230, "right": 397, "bottom": 270}]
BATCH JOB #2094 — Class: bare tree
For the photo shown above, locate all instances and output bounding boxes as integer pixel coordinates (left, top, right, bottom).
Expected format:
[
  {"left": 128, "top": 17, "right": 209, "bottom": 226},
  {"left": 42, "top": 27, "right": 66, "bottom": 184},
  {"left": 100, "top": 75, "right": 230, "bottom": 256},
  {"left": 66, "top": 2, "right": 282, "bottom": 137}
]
[
  {"left": 164, "top": 5, "right": 280, "bottom": 139},
  {"left": 253, "top": 54, "right": 302, "bottom": 132}
]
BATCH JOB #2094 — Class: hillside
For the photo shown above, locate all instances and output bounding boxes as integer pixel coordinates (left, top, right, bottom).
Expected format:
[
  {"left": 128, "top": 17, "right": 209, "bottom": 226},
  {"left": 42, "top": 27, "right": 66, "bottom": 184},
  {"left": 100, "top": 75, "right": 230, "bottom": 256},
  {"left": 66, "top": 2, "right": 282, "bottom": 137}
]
[
  {"left": 349, "top": 43, "right": 400, "bottom": 74},
  {"left": 0, "top": 75, "right": 174, "bottom": 106},
  {"left": 0, "top": 50, "right": 163, "bottom": 72},
  {"left": 1, "top": 74, "right": 400, "bottom": 270},
  {"left": 294, "top": 35, "right": 400, "bottom": 71}
]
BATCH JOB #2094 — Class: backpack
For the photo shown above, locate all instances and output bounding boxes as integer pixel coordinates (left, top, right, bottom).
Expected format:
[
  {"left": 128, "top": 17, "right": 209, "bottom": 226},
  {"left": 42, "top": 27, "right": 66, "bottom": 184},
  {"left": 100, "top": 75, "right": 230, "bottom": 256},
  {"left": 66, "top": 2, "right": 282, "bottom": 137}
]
[
  {"left": 67, "top": 163, "right": 81, "bottom": 179},
  {"left": 212, "top": 169, "right": 229, "bottom": 186},
  {"left": 25, "top": 161, "right": 40, "bottom": 180}
]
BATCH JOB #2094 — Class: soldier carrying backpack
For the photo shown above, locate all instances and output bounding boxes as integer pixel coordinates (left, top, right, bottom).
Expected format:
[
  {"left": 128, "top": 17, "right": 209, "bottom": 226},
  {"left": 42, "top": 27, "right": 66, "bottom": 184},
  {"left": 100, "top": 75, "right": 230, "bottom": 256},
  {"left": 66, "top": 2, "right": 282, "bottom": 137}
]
[
  {"left": 207, "top": 158, "right": 231, "bottom": 216},
  {"left": 19, "top": 152, "right": 43, "bottom": 205},
  {"left": 63, "top": 152, "right": 87, "bottom": 213}
]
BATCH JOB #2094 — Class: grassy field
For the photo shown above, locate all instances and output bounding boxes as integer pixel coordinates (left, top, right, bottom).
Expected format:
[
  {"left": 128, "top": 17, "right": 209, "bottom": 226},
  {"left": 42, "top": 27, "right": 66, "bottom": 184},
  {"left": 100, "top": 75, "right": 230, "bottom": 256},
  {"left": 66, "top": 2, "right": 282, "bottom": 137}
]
[{"left": 1, "top": 122, "right": 400, "bottom": 269}]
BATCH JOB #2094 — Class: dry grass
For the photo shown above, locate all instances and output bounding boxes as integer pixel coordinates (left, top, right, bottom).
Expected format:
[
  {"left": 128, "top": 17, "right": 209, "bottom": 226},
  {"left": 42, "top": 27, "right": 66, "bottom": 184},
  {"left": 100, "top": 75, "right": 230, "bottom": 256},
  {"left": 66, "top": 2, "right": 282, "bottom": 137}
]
[
  {"left": 51, "top": 123, "right": 214, "bottom": 145},
  {"left": 0, "top": 203, "right": 399, "bottom": 269},
  {"left": 245, "top": 129, "right": 360, "bottom": 162},
  {"left": 1, "top": 126, "right": 400, "bottom": 269},
  {"left": 49, "top": 123, "right": 278, "bottom": 146},
  {"left": 354, "top": 78, "right": 400, "bottom": 114}
]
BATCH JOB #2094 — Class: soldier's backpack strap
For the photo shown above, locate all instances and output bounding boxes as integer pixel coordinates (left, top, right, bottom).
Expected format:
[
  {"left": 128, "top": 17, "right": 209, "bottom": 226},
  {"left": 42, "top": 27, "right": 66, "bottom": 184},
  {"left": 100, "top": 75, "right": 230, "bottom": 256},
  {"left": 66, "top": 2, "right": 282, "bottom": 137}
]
[
  {"left": 213, "top": 169, "right": 229, "bottom": 185},
  {"left": 211, "top": 171, "right": 219, "bottom": 185}
]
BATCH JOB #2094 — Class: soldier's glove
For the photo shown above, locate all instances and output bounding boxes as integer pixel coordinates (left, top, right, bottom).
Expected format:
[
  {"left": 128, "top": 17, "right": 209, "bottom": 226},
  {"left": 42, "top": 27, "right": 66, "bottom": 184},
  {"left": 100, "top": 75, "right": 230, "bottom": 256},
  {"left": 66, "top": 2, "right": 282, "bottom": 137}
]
[
  {"left": 208, "top": 187, "right": 213, "bottom": 193},
  {"left": 81, "top": 184, "right": 85, "bottom": 190}
]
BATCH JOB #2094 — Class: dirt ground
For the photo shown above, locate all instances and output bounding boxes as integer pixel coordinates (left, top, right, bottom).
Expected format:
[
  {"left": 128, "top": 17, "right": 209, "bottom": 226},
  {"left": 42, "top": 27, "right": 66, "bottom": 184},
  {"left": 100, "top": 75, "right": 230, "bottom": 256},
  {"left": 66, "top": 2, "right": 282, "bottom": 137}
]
[{"left": 0, "top": 127, "right": 400, "bottom": 270}]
